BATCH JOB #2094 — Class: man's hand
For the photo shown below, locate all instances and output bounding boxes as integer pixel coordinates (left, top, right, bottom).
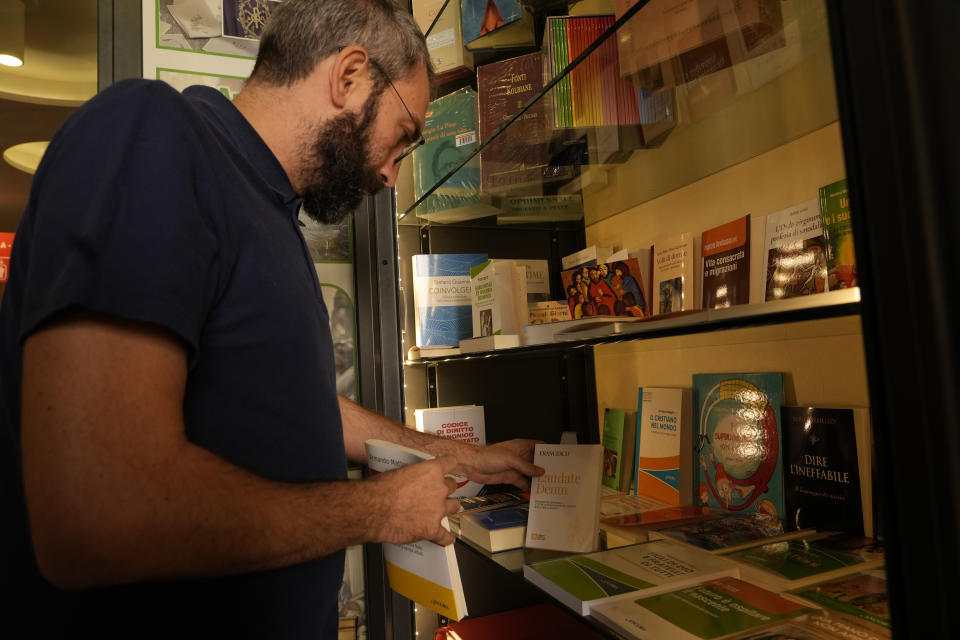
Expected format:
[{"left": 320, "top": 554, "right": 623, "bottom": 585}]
[
  {"left": 370, "top": 456, "right": 462, "bottom": 546},
  {"left": 448, "top": 439, "right": 544, "bottom": 491}
]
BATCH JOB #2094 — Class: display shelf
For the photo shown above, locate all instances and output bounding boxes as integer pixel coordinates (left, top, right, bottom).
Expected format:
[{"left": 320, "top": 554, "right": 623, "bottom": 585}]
[
  {"left": 400, "top": 0, "right": 836, "bottom": 228},
  {"left": 404, "top": 287, "right": 859, "bottom": 365}
]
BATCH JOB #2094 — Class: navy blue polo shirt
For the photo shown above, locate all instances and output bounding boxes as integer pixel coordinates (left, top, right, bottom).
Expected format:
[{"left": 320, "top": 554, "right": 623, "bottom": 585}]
[{"left": 0, "top": 80, "right": 347, "bottom": 637}]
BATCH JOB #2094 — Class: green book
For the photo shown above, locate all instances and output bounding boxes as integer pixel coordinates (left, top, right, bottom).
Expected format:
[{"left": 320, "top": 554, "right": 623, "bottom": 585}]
[
  {"left": 726, "top": 532, "right": 885, "bottom": 592},
  {"left": 818, "top": 178, "right": 857, "bottom": 289},
  {"left": 600, "top": 408, "right": 632, "bottom": 491},
  {"left": 591, "top": 576, "right": 811, "bottom": 640},
  {"left": 790, "top": 568, "right": 890, "bottom": 629}
]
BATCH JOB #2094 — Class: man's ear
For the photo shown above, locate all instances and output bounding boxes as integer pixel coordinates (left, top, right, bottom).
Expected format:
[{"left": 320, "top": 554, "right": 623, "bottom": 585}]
[{"left": 329, "top": 45, "right": 370, "bottom": 110}]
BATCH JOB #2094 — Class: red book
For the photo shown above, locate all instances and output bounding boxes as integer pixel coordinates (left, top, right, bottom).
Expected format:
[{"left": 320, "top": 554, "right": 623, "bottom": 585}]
[
  {"left": 0, "top": 232, "right": 13, "bottom": 283},
  {"left": 434, "top": 603, "right": 607, "bottom": 639},
  {"left": 701, "top": 214, "right": 751, "bottom": 309}
]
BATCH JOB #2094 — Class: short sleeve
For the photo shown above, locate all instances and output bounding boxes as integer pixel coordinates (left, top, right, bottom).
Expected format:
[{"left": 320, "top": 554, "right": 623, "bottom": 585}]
[{"left": 17, "top": 81, "right": 220, "bottom": 362}]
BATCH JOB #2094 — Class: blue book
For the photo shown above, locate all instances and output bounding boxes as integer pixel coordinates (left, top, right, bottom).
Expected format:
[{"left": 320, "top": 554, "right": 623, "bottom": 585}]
[
  {"left": 460, "top": 0, "right": 525, "bottom": 44},
  {"left": 460, "top": 506, "right": 528, "bottom": 552},
  {"left": 412, "top": 254, "right": 488, "bottom": 347},
  {"left": 692, "top": 373, "right": 786, "bottom": 519}
]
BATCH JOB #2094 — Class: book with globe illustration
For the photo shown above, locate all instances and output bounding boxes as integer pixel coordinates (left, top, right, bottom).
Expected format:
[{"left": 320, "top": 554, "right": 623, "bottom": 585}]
[
  {"left": 692, "top": 373, "right": 786, "bottom": 520},
  {"left": 411, "top": 87, "right": 498, "bottom": 222}
]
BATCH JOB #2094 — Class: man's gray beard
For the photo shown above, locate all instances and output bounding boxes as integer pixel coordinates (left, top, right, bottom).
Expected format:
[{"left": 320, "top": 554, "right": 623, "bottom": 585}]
[{"left": 300, "top": 91, "right": 386, "bottom": 225}]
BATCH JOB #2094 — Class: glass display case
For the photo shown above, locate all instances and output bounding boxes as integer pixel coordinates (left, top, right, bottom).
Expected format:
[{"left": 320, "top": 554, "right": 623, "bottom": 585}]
[{"left": 384, "top": 0, "right": 960, "bottom": 638}]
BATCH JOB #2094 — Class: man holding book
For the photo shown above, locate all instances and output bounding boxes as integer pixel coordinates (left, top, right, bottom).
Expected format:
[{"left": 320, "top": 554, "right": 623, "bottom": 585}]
[{"left": 0, "top": 1, "right": 542, "bottom": 637}]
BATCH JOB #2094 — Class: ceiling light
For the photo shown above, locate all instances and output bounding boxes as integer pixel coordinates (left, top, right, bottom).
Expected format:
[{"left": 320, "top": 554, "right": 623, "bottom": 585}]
[
  {"left": 0, "top": 0, "right": 25, "bottom": 68},
  {"left": 3, "top": 141, "right": 48, "bottom": 175}
]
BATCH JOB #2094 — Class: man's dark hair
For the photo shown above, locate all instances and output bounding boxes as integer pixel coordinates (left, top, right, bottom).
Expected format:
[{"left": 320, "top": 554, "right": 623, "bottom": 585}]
[{"left": 251, "top": 0, "right": 433, "bottom": 86}]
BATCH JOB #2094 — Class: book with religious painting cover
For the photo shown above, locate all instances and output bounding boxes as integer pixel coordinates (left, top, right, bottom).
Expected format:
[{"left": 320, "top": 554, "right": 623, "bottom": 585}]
[
  {"left": 693, "top": 373, "right": 786, "bottom": 520},
  {"left": 561, "top": 257, "right": 648, "bottom": 319}
]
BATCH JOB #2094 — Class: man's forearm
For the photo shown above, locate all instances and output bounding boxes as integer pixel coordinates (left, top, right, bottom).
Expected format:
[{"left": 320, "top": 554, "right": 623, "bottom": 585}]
[{"left": 339, "top": 395, "right": 469, "bottom": 463}]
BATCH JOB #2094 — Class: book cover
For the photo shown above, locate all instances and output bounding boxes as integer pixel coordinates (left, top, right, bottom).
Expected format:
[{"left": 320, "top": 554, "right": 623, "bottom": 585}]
[
  {"left": 456, "top": 490, "right": 529, "bottom": 514},
  {"left": 526, "top": 444, "right": 603, "bottom": 552},
  {"left": 819, "top": 178, "right": 857, "bottom": 290},
  {"left": 693, "top": 373, "right": 786, "bottom": 519},
  {"left": 789, "top": 568, "right": 890, "bottom": 629},
  {"left": 591, "top": 576, "right": 811, "bottom": 640},
  {"left": 601, "top": 408, "right": 635, "bottom": 492},
  {"left": 364, "top": 439, "right": 467, "bottom": 620},
  {"left": 726, "top": 533, "right": 885, "bottom": 593},
  {"left": 168, "top": 0, "right": 221, "bottom": 39},
  {"left": 413, "top": 0, "right": 475, "bottom": 82},
  {"left": 729, "top": 610, "right": 891, "bottom": 640},
  {"left": 470, "top": 259, "right": 527, "bottom": 338},
  {"left": 782, "top": 406, "right": 864, "bottom": 534},
  {"left": 562, "top": 257, "right": 648, "bottom": 318},
  {"left": 634, "top": 387, "right": 686, "bottom": 505},
  {"left": 0, "top": 232, "right": 13, "bottom": 285},
  {"left": 702, "top": 214, "right": 751, "bottom": 309},
  {"left": 514, "top": 259, "right": 550, "bottom": 303},
  {"left": 412, "top": 88, "right": 494, "bottom": 221},
  {"left": 527, "top": 301, "right": 572, "bottom": 325},
  {"left": 653, "top": 232, "right": 700, "bottom": 314},
  {"left": 608, "top": 247, "right": 654, "bottom": 315},
  {"left": 414, "top": 405, "right": 486, "bottom": 497},
  {"left": 649, "top": 512, "right": 812, "bottom": 554},
  {"left": 477, "top": 52, "right": 550, "bottom": 194},
  {"left": 461, "top": 0, "right": 534, "bottom": 50},
  {"left": 763, "top": 199, "right": 829, "bottom": 301},
  {"left": 459, "top": 506, "right": 528, "bottom": 553},
  {"left": 523, "top": 539, "right": 740, "bottom": 615},
  {"left": 412, "top": 253, "right": 488, "bottom": 347}
]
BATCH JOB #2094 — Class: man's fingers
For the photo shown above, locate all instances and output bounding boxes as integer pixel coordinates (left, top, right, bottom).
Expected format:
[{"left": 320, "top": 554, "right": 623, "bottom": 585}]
[
  {"left": 444, "top": 477, "right": 458, "bottom": 495},
  {"left": 430, "top": 527, "right": 455, "bottom": 546},
  {"left": 445, "top": 498, "right": 461, "bottom": 516}
]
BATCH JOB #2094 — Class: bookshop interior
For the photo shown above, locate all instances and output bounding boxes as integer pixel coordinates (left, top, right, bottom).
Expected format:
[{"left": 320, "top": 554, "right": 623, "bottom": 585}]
[{"left": 1, "top": 0, "right": 958, "bottom": 639}]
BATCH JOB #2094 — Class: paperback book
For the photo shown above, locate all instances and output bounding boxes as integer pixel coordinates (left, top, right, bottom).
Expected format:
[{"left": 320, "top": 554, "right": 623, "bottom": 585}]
[
  {"left": 522, "top": 539, "right": 739, "bottom": 615},
  {"left": 763, "top": 199, "right": 829, "bottom": 300},
  {"left": 782, "top": 406, "right": 864, "bottom": 534},
  {"left": 412, "top": 253, "right": 488, "bottom": 348},
  {"left": 413, "top": 0, "right": 474, "bottom": 83},
  {"left": 460, "top": 0, "right": 534, "bottom": 50},
  {"left": 525, "top": 444, "right": 603, "bottom": 553},
  {"left": 726, "top": 532, "right": 885, "bottom": 593},
  {"left": 701, "top": 214, "right": 751, "bottom": 309},
  {"left": 470, "top": 259, "right": 528, "bottom": 338},
  {"left": 412, "top": 88, "right": 496, "bottom": 222},
  {"left": 477, "top": 52, "right": 551, "bottom": 193},
  {"left": 649, "top": 512, "right": 812, "bottom": 554},
  {"left": 608, "top": 247, "right": 653, "bottom": 315},
  {"left": 634, "top": 387, "right": 688, "bottom": 505},
  {"left": 789, "top": 568, "right": 890, "bottom": 629},
  {"left": 601, "top": 408, "right": 635, "bottom": 492},
  {"left": 819, "top": 178, "right": 857, "bottom": 290},
  {"left": 561, "top": 258, "right": 649, "bottom": 318},
  {"left": 730, "top": 610, "right": 891, "bottom": 640},
  {"left": 364, "top": 439, "right": 467, "bottom": 620},
  {"left": 653, "top": 232, "right": 700, "bottom": 314},
  {"left": 414, "top": 405, "right": 486, "bottom": 497},
  {"left": 458, "top": 506, "right": 528, "bottom": 553},
  {"left": 693, "top": 373, "right": 786, "bottom": 519},
  {"left": 591, "top": 576, "right": 811, "bottom": 640},
  {"left": 561, "top": 245, "right": 615, "bottom": 271}
]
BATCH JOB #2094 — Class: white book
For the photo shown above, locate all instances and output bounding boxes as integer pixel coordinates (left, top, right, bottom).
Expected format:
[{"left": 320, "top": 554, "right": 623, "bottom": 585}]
[
  {"left": 525, "top": 444, "right": 603, "bottom": 553},
  {"left": 561, "top": 245, "right": 614, "bottom": 271},
  {"left": 634, "top": 387, "right": 691, "bottom": 506},
  {"left": 167, "top": 0, "right": 221, "bottom": 39},
  {"left": 458, "top": 334, "right": 521, "bottom": 353},
  {"left": 763, "top": 198, "right": 830, "bottom": 301},
  {"left": 522, "top": 539, "right": 740, "bottom": 615},
  {"left": 652, "top": 232, "right": 701, "bottom": 314},
  {"left": 514, "top": 259, "right": 551, "bottom": 303},
  {"left": 364, "top": 439, "right": 467, "bottom": 620},
  {"left": 470, "top": 259, "right": 528, "bottom": 338},
  {"left": 414, "top": 405, "right": 485, "bottom": 498}
]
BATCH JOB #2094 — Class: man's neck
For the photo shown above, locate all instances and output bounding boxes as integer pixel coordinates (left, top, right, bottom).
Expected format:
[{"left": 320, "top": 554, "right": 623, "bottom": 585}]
[{"left": 232, "top": 83, "right": 308, "bottom": 193}]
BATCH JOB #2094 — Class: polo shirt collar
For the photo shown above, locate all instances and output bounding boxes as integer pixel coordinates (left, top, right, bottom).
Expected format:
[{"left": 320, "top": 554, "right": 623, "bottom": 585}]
[{"left": 184, "top": 85, "right": 303, "bottom": 216}]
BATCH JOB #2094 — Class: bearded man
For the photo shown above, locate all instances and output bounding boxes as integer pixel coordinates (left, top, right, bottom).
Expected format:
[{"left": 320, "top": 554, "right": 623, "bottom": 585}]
[{"left": 0, "top": 1, "right": 541, "bottom": 636}]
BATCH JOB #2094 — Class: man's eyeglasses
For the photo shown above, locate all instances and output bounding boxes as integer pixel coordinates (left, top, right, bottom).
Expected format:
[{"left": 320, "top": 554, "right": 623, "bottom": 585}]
[{"left": 367, "top": 58, "right": 425, "bottom": 164}]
